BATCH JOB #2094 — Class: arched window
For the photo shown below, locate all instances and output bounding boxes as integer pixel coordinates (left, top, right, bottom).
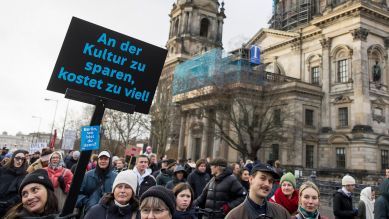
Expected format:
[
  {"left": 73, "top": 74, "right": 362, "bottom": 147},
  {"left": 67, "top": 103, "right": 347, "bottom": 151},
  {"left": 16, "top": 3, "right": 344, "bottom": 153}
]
[
  {"left": 331, "top": 45, "right": 353, "bottom": 84},
  {"left": 306, "top": 54, "right": 322, "bottom": 85},
  {"left": 200, "top": 18, "right": 210, "bottom": 37}
]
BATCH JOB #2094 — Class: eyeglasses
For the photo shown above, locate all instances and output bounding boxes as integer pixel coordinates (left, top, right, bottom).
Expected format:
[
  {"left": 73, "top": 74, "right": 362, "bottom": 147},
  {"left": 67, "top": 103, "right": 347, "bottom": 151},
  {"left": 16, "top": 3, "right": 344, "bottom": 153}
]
[
  {"left": 14, "top": 157, "right": 26, "bottom": 162},
  {"left": 140, "top": 208, "right": 168, "bottom": 215}
]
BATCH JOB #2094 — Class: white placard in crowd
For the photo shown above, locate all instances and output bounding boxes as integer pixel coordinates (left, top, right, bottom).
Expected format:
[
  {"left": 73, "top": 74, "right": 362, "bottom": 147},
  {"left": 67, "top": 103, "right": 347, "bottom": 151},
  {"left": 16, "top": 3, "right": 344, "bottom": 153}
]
[
  {"left": 30, "top": 142, "right": 48, "bottom": 154},
  {"left": 61, "top": 129, "right": 77, "bottom": 150}
]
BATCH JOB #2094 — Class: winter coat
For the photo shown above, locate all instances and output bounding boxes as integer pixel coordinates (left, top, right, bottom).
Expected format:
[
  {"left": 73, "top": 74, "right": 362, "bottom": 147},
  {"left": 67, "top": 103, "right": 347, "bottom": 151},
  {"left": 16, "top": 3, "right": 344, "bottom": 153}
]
[
  {"left": 26, "top": 159, "right": 44, "bottom": 173},
  {"left": 166, "top": 177, "right": 186, "bottom": 190},
  {"left": 65, "top": 158, "right": 78, "bottom": 169},
  {"left": 173, "top": 208, "right": 197, "bottom": 219},
  {"left": 333, "top": 188, "right": 357, "bottom": 219},
  {"left": 166, "top": 166, "right": 187, "bottom": 190},
  {"left": 374, "top": 178, "right": 389, "bottom": 219},
  {"left": 0, "top": 166, "right": 27, "bottom": 217},
  {"left": 156, "top": 169, "right": 173, "bottom": 186},
  {"left": 44, "top": 166, "right": 73, "bottom": 209},
  {"left": 292, "top": 213, "right": 329, "bottom": 219},
  {"left": 225, "top": 197, "right": 291, "bottom": 219},
  {"left": 84, "top": 193, "right": 140, "bottom": 219},
  {"left": 193, "top": 168, "right": 246, "bottom": 219},
  {"left": 187, "top": 170, "right": 211, "bottom": 199},
  {"left": 76, "top": 168, "right": 117, "bottom": 212},
  {"left": 133, "top": 168, "right": 156, "bottom": 198},
  {"left": 45, "top": 166, "right": 73, "bottom": 193}
]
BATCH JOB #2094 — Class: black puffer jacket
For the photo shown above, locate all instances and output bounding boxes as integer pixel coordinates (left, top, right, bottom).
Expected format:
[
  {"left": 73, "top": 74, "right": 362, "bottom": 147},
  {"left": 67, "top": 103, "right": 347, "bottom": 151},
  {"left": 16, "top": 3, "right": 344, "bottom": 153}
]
[
  {"left": 187, "top": 170, "right": 211, "bottom": 199},
  {"left": 333, "top": 189, "right": 357, "bottom": 219},
  {"left": 84, "top": 193, "right": 140, "bottom": 219},
  {"left": 193, "top": 168, "right": 246, "bottom": 218},
  {"left": 0, "top": 166, "right": 27, "bottom": 217}
]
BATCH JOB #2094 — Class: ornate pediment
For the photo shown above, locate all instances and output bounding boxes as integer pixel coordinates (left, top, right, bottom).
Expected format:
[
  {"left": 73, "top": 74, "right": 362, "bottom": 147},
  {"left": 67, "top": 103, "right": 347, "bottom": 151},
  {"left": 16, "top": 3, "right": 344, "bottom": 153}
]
[
  {"left": 303, "top": 134, "right": 319, "bottom": 142},
  {"left": 328, "top": 134, "right": 350, "bottom": 144},
  {"left": 332, "top": 95, "right": 353, "bottom": 104}
]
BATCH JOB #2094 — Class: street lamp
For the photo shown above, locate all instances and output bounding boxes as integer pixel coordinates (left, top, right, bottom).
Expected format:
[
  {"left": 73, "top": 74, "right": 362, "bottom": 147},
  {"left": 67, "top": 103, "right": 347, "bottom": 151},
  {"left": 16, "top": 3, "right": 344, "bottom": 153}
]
[
  {"left": 44, "top": 98, "right": 58, "bottom": 143},
  {"left": 61, "top": 100, "right": 70, "bottom": 143},
  {"left": 31, "top": 116, "right": 42, "bottom": 143}
]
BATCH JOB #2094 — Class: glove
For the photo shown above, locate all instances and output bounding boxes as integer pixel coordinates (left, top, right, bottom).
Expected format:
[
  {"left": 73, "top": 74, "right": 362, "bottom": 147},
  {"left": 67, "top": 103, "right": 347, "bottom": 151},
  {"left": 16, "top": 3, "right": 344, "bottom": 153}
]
[
  {"left": 221, "top": 203, "right": 230, "bottom": 214},
  {"left": 58, "top": 175, "right": 66, "bottom": 193}
]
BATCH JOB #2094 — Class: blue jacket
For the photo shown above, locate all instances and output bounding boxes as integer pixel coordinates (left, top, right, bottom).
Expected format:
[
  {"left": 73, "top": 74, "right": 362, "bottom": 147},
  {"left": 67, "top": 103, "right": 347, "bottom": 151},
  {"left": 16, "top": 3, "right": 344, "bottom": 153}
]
[{"left": 76, "top": 169, "right": 117, "bottom": 212}]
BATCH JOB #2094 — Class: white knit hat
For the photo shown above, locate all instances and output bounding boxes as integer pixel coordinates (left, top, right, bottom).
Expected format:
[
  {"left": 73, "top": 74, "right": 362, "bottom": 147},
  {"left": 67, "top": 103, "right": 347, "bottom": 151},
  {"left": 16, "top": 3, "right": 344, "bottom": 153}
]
[
  {"left": 112, "top": 170, "right": 138, "bottom": 193},
  {"left": 342, "top": 174, "right": 356, "bottom": 186}
]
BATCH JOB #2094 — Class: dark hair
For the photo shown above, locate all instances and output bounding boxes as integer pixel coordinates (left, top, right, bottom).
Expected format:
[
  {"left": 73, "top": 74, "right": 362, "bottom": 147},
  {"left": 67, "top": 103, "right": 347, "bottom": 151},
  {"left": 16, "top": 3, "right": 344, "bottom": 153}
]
[
  {"left": 195, "top": 159, "right": 207, "bottom": 168},
  {"left": 5, "top": 187, "right": 58, "bottom": 218},
  {"left": 172, "top": 183, "right": 194, "bottom": 208},
  {"left": 4, "top": 149, "right": 28, "bottom": 170},
  {"left": 239, "top": 167, "right": 250, "bottom": 179},
  {"left": 137, "top": 154, "right": 150, "bottom": 163}
]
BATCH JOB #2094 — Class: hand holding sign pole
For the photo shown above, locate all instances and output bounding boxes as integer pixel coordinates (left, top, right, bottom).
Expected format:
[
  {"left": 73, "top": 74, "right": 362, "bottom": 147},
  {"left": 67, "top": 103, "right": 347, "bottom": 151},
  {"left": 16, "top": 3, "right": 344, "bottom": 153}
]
[{"left": 46, "top": 17, "right": 167, "bottom": 217}]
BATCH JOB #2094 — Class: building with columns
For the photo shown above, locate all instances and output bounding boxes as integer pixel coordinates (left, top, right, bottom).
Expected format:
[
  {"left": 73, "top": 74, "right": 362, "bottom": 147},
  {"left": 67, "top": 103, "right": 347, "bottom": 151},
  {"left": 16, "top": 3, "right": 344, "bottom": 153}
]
[{"left": 152, "top": 0, "right": 389, "bottom": 176}]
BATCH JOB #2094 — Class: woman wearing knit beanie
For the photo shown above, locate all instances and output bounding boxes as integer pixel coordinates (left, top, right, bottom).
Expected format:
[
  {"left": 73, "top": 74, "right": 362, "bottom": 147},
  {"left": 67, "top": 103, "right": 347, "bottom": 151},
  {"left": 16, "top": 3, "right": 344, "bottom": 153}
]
[
  {"left": 269, "top": 172, "right": 299, "bottom": 215},
  {"left": 292, "top": 181, "right": 329, "bottom": 219},
  {"left": 0, "top": 150, "right": 29, "bottom": 217},
  {"left": 140, "top": 185, "right": 176, "bottom": 219},
  {"left": 43, "top": 151, "right": 73, "bottom": 209},
  {"left": 84, "top": 170, "right": 140, "bottom": 219},
  {"left": 4, "top": 169, "right": 59, "bottom": 219}
]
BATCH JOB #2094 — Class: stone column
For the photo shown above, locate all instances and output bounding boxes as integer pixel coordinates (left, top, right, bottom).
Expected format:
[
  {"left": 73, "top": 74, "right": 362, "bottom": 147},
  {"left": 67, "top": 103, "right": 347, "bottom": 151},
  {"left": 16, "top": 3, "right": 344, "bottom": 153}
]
[
  {"left": 200, "top": 110, "right": 209, "bottom": 159},
  {"left": 187, "top": 11, "right": 192, "bottom": 35},
  {"left": 177, "top": 113, "right": 187, "bottom": 159},
  {"left": 320, "top": 37, "right": 332, "bottom": 128},
  {"left": 187, "top": 115, "right": 194, "bottom": 159},
  {"left": 351, "top": 27, "right": 371, "bottom": 125},
  {"left": 181, "top": 12, "right": 188, "bottom": 35},
  {"left": 212, "top": 110, "right": 222, "bottom": 158}
]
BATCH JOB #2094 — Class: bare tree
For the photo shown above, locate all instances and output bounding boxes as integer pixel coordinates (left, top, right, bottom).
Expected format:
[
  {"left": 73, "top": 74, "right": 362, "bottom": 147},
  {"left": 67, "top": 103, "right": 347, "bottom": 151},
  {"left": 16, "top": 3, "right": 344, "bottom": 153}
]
[
  {"left": 174, "top": 68, "right": 297, "bottom": 161},
  {"left": 101, "top": 110, "right": 149, "bottom": 154},
  {"left": 206, "top": 84, "right": 294, "bottom": 161}
]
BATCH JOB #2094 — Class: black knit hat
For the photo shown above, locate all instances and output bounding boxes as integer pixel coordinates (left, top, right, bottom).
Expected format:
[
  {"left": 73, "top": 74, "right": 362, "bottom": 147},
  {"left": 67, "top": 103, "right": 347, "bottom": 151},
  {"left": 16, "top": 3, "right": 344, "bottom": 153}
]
[
  {"left": 140, "top": 185, "right": 175, "bottom": 215},
  {"left": 19, "top": 169, "right": 54, "bottom": 196}
]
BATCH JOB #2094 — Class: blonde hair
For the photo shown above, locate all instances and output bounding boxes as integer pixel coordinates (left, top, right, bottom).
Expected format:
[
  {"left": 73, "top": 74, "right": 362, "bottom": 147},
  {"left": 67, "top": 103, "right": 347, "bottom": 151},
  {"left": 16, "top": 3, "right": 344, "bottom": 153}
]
[
  {"left": 299, "top": 181, "right": 320, "bottom": 199},
  {"left": 140, "top": 197, "right": 172, "bottom": 217}
]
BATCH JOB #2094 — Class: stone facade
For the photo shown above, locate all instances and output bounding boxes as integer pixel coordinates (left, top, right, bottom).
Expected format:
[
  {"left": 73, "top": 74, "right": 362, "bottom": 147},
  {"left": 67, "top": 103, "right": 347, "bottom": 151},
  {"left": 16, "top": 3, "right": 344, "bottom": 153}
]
[
  {"left": 150, "top": 0, "right": 225, "bottom": 158},
  {"left": 152, "top": 0, "right": 389, "bottom": 174}
]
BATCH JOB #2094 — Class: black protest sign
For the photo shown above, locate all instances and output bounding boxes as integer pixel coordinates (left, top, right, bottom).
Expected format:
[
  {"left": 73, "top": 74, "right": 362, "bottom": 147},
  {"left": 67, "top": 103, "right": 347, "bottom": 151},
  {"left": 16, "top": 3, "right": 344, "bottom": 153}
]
[{"left": 47, "top": 17, "right": 167, "bottom": 114}]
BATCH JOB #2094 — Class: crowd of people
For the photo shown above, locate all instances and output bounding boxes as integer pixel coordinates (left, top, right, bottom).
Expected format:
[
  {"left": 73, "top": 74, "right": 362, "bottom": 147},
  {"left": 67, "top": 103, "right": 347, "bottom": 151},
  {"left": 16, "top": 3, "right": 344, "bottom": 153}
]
[{"left": 0, "top": 145, "right": 389, "bottom": 219}]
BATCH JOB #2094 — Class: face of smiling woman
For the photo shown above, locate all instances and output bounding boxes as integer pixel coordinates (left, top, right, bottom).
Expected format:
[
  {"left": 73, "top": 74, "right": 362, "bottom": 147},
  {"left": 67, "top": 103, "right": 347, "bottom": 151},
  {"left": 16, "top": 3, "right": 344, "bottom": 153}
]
[{"left": 21, "top": 183, "right": 48, "bottom": 214}]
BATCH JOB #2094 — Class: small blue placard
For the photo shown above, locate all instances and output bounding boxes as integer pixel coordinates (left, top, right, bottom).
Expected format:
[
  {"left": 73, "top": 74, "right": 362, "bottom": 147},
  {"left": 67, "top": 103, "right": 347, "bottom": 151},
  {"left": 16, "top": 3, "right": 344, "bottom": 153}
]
[
  {"left": 80, "top": 125, "right": 100, "bottom": 151},
  {"left": 250, "top": 45, "right": 261, "bottom": 65}
]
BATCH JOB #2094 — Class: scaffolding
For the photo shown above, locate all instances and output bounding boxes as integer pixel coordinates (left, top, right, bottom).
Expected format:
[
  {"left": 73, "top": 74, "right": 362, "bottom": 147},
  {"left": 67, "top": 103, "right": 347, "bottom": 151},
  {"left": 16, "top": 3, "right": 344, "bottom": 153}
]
[
  {"left": 172, "top": 48, "right": 264, "bottom": 95},
  {"left": 270, "top": 0, "right": 313, "bottom": 31}
]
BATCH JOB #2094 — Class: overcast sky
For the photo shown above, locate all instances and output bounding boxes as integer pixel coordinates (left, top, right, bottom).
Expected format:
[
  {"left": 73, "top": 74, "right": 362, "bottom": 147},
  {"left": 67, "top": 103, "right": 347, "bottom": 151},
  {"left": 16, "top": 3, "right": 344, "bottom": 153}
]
[{"left": 0, "top": 0, "right": 272, "bottom": 136}]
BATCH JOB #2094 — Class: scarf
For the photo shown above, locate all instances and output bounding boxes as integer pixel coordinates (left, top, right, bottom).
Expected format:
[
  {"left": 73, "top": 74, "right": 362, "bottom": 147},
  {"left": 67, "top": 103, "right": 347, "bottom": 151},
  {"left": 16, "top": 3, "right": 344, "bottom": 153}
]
[
  {"left": 273, "top": 187, "right": 299, "bottom": 214},
  {"left": 298, "top": 205, "right": 319, "bottom": 219},
  {"left": 341, "top": 187, "right": 352, "bottom": 197},
  {"left": 360, "top": 187, "right": 374, "bottom": 219}
]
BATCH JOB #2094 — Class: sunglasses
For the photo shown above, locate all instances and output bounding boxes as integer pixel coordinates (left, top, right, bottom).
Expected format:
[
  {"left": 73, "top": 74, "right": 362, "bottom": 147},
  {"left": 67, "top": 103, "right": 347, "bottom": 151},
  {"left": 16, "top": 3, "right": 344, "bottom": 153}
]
[{"left": 14, "top": 157, "right": 26, "bottom": 161}]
